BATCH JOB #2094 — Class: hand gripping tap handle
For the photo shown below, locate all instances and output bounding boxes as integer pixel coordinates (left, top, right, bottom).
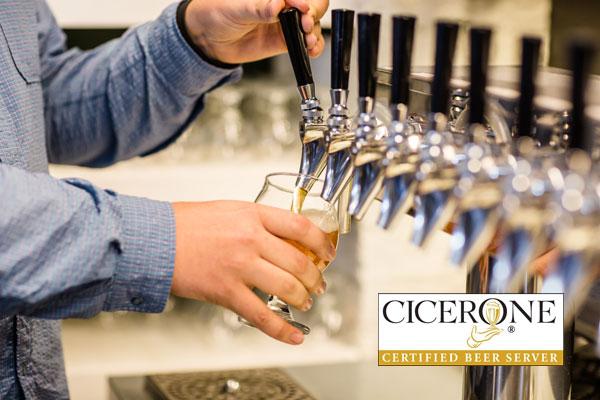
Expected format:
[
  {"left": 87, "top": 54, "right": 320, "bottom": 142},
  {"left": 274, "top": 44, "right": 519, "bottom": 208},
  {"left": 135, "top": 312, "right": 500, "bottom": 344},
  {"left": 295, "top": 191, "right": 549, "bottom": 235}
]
[
  {"left": 279, "top": 8, "right": 314, "bottom": 88},
  {"left": 516, "top": 37, "right": 541, "bottom": 138},
  {"left": 431, "top": 22, "right": 459, "bottom": 115},
  {"left": 358, "top": 13, "right": 381, "bottom": 99},
  {"left": 468, "top": 28, "right": 492, "bottom": 125},
  {"left": 331, "top": 9, "right": 355, "bottom": 90},
  {"left": 390, "top": 15, "right": 416, "bottom": 107},
  {"left": 569, "top": 38, "right": 596, "bottom": 153}
]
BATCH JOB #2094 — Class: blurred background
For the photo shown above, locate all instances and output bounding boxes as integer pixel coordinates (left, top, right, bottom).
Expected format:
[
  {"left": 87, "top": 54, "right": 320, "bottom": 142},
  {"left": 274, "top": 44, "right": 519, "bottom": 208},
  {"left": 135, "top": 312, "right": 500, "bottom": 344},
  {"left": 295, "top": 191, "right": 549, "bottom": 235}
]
[{"left": 45, "top": 0, "right": 598, "bottom": 398}]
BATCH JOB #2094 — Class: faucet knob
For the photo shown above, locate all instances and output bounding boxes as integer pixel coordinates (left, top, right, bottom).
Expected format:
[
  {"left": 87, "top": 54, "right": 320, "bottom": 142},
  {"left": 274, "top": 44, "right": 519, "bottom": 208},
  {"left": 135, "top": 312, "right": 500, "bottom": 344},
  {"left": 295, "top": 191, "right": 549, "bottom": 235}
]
[
  {"left": 357, "top": 13, "right": 381, "bottom": 100},
  {"left": 431, "top": 22, "right": 459, "bottom": 115},
  {"left": 516, "top": 37, "right": 542, "bottom": 139},
  {"left": 279, "top": 8, "right": 314, "bottom": 89},
  {"left": 390, "top": 15, "right": 416, "bottom": 108},
  {"left": 468, "top": 28, "right": 492, "bottom": 127},
  {"left": 568, "top": 38, "right": 596, "bottom": 153},
  {"left": 331, "top": 9, "right": 355, "bottom": 91}
]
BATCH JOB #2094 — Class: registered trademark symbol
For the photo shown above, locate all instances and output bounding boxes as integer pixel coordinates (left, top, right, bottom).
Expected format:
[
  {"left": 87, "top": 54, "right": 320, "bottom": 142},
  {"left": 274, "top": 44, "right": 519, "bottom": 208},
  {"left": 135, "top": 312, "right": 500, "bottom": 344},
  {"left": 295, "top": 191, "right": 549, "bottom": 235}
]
[{"left": 508, "top": 325, "right": 515, "bottom": 333}]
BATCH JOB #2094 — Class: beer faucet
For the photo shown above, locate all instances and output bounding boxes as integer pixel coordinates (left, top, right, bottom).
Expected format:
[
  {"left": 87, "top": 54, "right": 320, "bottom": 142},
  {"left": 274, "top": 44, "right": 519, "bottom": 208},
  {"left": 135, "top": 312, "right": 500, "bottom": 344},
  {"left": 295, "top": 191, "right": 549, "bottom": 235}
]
[
  {"left": 279, "top": 8, "right": 327, "bottom": 190},
  {"left": 488, "top": 38, "right": 559, "bottom": 293},
  {"left": 450, "top": 28, "right": 510, "bottom": 268},
  {"left": 347, "top": 13, "right": 387, "bottom": 221},
  {"left": 411, "top": 22, "right": 460, "bottom": 247},
  {"left": 321, "top": 8, "right": 355, "bottom": 234},
  {"left": 377, "top": 15, "right": 419, "bottom": 230},
  {"left": 542, "top": 39, "right": 599, "bottom": 325}
]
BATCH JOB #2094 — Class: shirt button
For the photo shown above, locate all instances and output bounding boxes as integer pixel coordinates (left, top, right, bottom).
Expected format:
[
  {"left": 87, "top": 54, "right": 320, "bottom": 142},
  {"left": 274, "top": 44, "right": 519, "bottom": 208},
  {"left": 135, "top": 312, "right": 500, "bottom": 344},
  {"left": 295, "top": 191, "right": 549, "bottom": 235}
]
[{"left": 131, "top": 296, "right": 144, "bottom": 306}]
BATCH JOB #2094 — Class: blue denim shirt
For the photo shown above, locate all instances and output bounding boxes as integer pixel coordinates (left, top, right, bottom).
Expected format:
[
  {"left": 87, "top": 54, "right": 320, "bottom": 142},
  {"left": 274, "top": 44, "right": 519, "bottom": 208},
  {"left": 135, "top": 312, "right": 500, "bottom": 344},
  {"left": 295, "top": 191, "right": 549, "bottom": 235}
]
[{"left": 0, "top": 1, "right": 241, "bottom": 398}]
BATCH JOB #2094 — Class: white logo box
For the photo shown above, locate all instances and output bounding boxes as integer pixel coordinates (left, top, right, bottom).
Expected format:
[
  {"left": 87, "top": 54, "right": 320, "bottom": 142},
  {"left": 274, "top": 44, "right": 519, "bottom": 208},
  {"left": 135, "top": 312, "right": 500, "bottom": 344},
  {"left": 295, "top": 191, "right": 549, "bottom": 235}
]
[{"left": 378, "top": 293, "right": 564, "bottom": 366}]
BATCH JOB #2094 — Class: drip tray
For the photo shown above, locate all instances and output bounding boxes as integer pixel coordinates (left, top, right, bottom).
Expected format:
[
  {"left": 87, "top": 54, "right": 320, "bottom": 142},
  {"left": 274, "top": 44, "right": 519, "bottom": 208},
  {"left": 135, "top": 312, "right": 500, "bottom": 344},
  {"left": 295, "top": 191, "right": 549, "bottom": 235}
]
[{"left": 143, "top": 369, "right": 315, "bottom": 400}]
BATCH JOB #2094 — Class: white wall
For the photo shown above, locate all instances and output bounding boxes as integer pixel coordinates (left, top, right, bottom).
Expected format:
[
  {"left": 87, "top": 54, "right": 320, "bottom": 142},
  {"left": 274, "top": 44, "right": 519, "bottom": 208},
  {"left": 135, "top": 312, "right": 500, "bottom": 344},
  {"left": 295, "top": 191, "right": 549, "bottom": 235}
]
[{"left": 46, "top": 0, "right": 173, "bottom": 28}]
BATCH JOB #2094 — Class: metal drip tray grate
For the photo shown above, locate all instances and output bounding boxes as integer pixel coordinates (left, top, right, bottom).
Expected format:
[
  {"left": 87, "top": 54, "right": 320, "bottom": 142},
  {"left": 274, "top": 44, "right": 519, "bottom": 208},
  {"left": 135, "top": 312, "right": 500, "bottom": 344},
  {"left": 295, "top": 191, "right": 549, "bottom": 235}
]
[
  {"left": 572, "top": 344, "right": 600, "bottom": 400},
  {"left": 145, "top": 368, "right": 315, "bottom": 400}
]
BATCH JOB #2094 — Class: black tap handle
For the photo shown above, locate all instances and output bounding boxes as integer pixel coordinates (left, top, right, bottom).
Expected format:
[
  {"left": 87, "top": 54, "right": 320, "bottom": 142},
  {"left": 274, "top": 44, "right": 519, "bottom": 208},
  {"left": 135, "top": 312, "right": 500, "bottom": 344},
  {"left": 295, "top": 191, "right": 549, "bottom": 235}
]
[
  {"left": 279, "top": 8, "right": 313, "bottom": 87},
  {"left": 358, "top": 13, "right": 381, "bottom": 98},
  {"left": 331, "top": 9, "right": 355, "bottom": 90},
  {"left": 516, "top": 37, "right": 541, "bottom": 138},
  {"left": 569, "top": 38, "right": 596, "bottom": 152},
  {"left": 431, "top": 22, "right": 459, "bottom": 115},
  {"left": 390, "top": 15, "right": 416, "bottom": 106},
  {"left": 469, "top": 27, "right": 492, "bottom": 125}
]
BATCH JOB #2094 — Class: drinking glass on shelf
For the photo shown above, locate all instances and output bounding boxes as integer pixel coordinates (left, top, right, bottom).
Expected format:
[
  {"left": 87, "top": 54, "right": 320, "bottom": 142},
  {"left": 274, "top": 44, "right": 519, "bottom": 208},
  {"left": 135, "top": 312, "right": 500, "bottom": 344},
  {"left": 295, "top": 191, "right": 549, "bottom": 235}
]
[{"left": 239, "top": 172, "right": 340, "bottom": 335}]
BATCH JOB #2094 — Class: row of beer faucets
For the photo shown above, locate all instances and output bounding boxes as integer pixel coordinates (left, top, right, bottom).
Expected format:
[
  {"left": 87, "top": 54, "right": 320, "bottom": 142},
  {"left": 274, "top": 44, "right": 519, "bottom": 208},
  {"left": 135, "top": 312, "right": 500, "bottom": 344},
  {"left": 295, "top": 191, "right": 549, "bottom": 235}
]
[{"left": 278, "top": 9, "right": 599, "bottom": 328}]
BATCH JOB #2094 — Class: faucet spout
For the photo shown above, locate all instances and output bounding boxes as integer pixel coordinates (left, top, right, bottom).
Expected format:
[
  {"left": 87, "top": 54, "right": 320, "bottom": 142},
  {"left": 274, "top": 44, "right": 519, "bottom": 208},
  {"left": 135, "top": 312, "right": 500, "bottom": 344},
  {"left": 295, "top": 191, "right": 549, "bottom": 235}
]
[
  {"left": 296, "top": 85, "right": 327, "bottom": 190},
  {"left": 377, "top": 110, "right": 421, "bottom": 230},
  {"left": 411, "top": 114, "right": 460, "bottom": 247},
  {"left": 347, "top": 97, "right": 386, "bottom": 220}
]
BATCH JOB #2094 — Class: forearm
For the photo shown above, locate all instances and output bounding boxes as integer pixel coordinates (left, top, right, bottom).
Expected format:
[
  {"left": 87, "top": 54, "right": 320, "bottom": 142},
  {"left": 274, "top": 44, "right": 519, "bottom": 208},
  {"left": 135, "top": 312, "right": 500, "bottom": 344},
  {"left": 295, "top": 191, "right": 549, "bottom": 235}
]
[
  {"left": 39, "top": 2, "right": 241, "bottom": 167},
  {"left": 0, "top": 164, "right": 174, "bottom": 319}
]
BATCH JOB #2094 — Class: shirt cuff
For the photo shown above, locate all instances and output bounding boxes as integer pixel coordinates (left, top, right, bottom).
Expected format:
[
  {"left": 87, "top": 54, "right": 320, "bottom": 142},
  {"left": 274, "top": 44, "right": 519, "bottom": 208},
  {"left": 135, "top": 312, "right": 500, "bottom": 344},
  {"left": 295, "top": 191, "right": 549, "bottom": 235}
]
[
  {"left": 141, "top": 2, "right": 243, "bottom": 97},
  {"left": 103, "top": 195, "right": 175, "bottom": 313}
]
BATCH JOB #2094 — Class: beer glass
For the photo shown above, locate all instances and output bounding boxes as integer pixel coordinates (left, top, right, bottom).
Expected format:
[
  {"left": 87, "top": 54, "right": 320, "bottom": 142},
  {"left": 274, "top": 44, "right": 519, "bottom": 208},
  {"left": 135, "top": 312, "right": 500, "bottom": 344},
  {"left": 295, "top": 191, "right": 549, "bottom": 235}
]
[{"left": 239, "top": 172, "right": 340, "bottom": 335}]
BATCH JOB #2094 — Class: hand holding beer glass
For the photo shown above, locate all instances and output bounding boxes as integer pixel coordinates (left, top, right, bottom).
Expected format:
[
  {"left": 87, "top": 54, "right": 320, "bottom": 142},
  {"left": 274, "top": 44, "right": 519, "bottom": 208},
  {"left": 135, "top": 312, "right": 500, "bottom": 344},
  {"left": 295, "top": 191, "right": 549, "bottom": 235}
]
[{"left": 239, "top": 173, "right": 340, "bottom": 334}]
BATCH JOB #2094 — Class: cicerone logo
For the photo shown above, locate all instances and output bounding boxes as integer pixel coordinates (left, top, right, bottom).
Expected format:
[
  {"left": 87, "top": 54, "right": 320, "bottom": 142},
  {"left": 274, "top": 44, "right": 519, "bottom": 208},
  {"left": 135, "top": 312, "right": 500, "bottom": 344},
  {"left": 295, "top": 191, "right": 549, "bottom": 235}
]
[
  {"left": 467, "top": 299, "right": 503, "bottom": 348},
  {"left": 378, "top": 294, "right": 563, "bottom": 366}
]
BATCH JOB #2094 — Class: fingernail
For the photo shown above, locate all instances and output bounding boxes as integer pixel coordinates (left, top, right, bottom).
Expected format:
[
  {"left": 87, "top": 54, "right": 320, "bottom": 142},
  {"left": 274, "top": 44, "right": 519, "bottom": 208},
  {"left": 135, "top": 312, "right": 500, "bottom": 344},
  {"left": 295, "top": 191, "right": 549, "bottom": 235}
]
[
  {"left": 328, "top": 244, "right": 336, "bottom": 260},
  {"left": 315, "top": 279, "right": 327, "bottom": 296},
  {"left": 290, "top": 331, "right": 304, "bottom": 344},
  {"left": 305, "top": 18, "right": 315, "bottom": 32},
  {"left": 301, "top": 297, "right": 313, "bottom": 311}
]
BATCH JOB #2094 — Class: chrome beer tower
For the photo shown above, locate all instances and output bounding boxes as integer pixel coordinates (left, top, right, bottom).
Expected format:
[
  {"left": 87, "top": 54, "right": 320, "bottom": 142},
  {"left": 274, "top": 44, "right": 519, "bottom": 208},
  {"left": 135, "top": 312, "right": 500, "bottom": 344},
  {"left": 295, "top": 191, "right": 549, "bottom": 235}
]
[
  {"left": 279, "top": 8, "right": 599, "bottom": 400},
  {"left": 322, "top": 9, "right": 355, "bottom": 234},
  {"left": 279, "top": 8, "right": 327, "bottom": 192},
  {"left": 378, "top": 16, "right": 418, "bottom": 230},
  {"left": 347, "top": 13, "right": 387, "bottom": 221}
]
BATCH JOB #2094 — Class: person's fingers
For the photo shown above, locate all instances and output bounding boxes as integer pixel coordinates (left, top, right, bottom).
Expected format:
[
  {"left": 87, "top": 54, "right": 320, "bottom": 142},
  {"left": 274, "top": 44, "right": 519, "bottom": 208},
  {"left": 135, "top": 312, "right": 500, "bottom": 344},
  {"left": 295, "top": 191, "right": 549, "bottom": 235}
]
[
  {"left": 228, "top": 286, "right": 305, "bottom": 345},
  {"left": 258, "top": 232, "right": 325, "bottom": 294},
  {"left": 306, "top": 22, "right": 320, "bottom": 49},
  {"left": 243, "top": 257, "right": 312, "bottom": 311},
  {"left": 308, "top": 23, "right": 323, "bottom": 56},
  {"left": 301, "top": 9, "right": 316, "bottom": 34},
  {"left": 305, "top": 33, "right": 317, "bottom": 49},
  {"left": 257, "top": 204, "right": 336, "bottom": 263},
  {"left": 311, "top": 0, "right": 329, "bottom": 20},
  {"left": 301, "top": 12, "right": 315, "bottom": 34}
]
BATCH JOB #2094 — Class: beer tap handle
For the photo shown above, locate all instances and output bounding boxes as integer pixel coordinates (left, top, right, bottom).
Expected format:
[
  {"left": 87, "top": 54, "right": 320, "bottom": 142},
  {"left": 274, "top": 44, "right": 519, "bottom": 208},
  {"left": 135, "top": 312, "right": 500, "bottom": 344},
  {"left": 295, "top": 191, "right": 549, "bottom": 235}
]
[
  {"left": 358, "top": 13, "right": 381, "bottom": 99},
  {"left": 569, "top": 38, "right": 596, "bottom": 152},
  {"left": 516, "top": 37, "right": 541, "bottom": 138},
  {"left": 279, "top": 8, "right": 314, "bottom": 89},
  {"left": 468, "top": 28, "right": 492, "bottom": 125},
  {"left": 390, "top": 15, "right": 416, "bottom": 107},
  {"left": 431, "top": 22, "right": 459, "bottom": 115},
  {"left": 331, "top": 9, "right": 355, "bottom": 90}
]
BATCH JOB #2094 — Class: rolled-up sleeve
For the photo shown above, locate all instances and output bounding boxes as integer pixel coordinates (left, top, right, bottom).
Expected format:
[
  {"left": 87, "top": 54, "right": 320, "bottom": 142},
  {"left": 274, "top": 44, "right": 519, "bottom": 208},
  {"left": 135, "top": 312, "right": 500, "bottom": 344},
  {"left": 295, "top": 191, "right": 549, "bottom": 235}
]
[
  {"left": 0, "top": 1, "right": 246, "bottom": 317},
  {"left": 0, "top": 164, "right": 175, "bottom": 319},
  {"left": 38, "top": 1, "right": 242, "bottom": 167}
]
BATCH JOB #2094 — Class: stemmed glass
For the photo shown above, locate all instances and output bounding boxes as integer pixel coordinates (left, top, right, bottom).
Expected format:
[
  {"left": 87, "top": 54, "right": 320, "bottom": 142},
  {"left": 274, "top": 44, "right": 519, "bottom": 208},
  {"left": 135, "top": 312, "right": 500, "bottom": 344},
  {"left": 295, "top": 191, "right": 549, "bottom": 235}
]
[{"left": 239, "top": 172, "right": 340, "bottom": 335}]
